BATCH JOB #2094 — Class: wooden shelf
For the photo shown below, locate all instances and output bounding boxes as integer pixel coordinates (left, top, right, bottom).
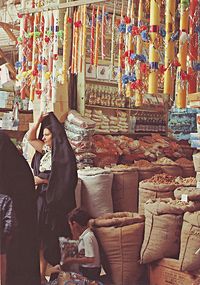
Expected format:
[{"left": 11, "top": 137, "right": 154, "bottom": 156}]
[
  {"left": 85, "top": 104, "right": 165, "bottom": 113},
  {"left": 86, "top": 79, "right": 117, "bottom": 86}
]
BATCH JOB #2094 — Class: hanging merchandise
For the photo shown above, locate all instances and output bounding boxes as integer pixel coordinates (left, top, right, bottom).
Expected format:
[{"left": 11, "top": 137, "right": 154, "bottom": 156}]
[
  {"left": 188, "top": 0, "right": 199, "bottom": 94},
  {"left": 118, "top": 0, "right": 124, "bottom": 95},
  {"left": 94, "top": 6, "right": 100, "bottom": 67},
  {"left": 148, "top": 0, "right": 161, "bottom": 94},
  {"left": 176, "top": 0, "right": 190, "bottom": 109},
  {"left": 163, "top": 0, "right": 176, "bottom": 97},
  {"left": 110, "top": 1, "right": 116, "bottom": 79},
  {"left": 52, "top": 9, "right": 59, "bottom": 104}
]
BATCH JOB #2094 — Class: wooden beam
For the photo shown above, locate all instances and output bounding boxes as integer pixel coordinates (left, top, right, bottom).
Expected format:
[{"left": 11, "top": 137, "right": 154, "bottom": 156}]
[
  {"left": 0, "top": 23, "right": 17, "bottom": 42},
  {"left": 0, "top": 48, "right": 16, "bottom": 78},
  {"left": 19, "top": 0, "right": 107, "bottom": 15},
  {"left": 0, "top": 22, "right": 20, "bottom": 31}
]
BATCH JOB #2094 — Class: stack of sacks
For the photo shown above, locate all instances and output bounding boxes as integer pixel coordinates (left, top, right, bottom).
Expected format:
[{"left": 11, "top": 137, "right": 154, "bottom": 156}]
[
  {"left": 85, "top": 109, "right": 128, "bottom": 134},
  {"left": 65, "top": 110, "right": 96, "bottom": 169}
]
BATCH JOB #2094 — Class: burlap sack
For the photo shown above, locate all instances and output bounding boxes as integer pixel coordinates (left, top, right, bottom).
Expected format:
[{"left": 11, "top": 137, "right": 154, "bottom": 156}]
[
  {"left": 138, "top": 181, "right": 177, "bottom": 215},
  {"left": 139, "top": 187, "right": 174, "bottom": 215},
  {"left": 111, "top": 170, "right": 138, "bottom": 212},
  {"left": 181, "top": 166, "right": 195, "bottom": 178},
  {"left": 174, "top": 187, "right": 200, "bottom": 201},
  {"left": 91, "top": 212, "right": 145, "bottom": 285},
  {"left": 140, "top": 199, "right": 200, "bottom": 264},
  {"left": 137, "top": 166, "right": 161, "bottom": 182},
  {"left": 159, "top": 165, "right": 182, "bottom": 177},
  {"left": 179, "top": 211, "right": 200, "bottom": 272}
]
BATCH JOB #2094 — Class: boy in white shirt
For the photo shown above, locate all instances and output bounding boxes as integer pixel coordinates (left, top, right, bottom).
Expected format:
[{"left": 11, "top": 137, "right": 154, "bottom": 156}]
[{"left": 60, "top": 208, "right": 101, "bottom": 280}]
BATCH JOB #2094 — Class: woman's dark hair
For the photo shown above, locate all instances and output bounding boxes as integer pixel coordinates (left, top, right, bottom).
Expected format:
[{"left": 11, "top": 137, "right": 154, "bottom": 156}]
[
  {"left": 68, "top": 208, "right": 92, "bottom": 227},
  {"left": 43, "top": 124, "right": 53, "bottom": 134}
]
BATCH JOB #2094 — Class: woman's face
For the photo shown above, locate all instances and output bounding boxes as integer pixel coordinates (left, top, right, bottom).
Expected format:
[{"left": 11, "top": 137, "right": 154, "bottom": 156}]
[{"left": 42, "top": 128, "right": 52, "bottom": 147}]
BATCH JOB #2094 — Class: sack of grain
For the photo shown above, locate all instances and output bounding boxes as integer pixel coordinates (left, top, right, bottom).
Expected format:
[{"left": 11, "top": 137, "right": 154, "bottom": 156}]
[
  {"left": 138, "top": 174, "right": 178, "bottom": 215},
  {"left": 78, "top": 168, "right": 113, "bottom": 218},
  {"left": 174, "top": 187, "right": 200, "bottom": 201},
  {"left": 193, "top": 153, "right": 200, "bottom": 172},
  {"left": 176, "top": 158, "right": 195, "bottom": 178},
  {"left": 140, "top": 198, "right": 200, "bottom": 264},
  {"left": 91, "top": 212, "right": 145, "bottom": 285},
  {"left": 111, "top": 168, "right": 139, "bottom": 212},
  {"left": 154, "top": 157, "right": 182, "bottom": 177},
  {"left": 179, "top": 211, "right": 200, "bottom": 272},
  {"left": 133, "top": 160, "right": 161, "bottom": 182}
]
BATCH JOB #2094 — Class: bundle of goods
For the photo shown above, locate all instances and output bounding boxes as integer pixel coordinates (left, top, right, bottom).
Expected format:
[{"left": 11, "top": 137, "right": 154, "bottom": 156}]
[
  {"left": 168, "top": 108, "right": 197, "bottom": 141},
  {"left": 77, "top": 168, "right": 113, "bottom": 218},
  {"left": 133, "top": 159, "right": 161, "bottom": 182},
  {"left": 85, "top": 109, "right": 129, "bottom": 134},
  {"left": 91, "top": 212, "right": 145, "bottom": 285},
  {"left": 92, "top": 135, "right": 119, "bottom": 167},
  {"left": 179, "top": 211, "right": 200, "bottom": 272},
  {"left": 175, "top": 157, "right": 195, "bottom": 177},
  {"left": 65, "top": 110, "right": 96, "bottom": 168},
  {"left": 140, "top": 198, "right": 200, "bottom": 264},
  {"left": 108, "top": 164, "right": 139, "bottom": 212},
  {"left": 138, "top": 174, "right": 178, "bottom": 215},
  {"left": 153, "top": 157, "right": 182, "bottom": 177}
]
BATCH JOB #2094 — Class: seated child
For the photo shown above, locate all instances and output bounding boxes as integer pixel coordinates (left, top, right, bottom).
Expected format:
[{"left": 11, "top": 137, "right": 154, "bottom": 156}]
[
  {"left": 53, "top": 208, "right": 101, "bottom": 281},
  {"left": 0, "top": 194, "right": 17, "bottom": 285}
]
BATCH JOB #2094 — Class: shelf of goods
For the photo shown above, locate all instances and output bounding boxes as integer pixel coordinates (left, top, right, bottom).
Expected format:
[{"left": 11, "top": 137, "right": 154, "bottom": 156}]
[
  {"left": 80, "top": 81, "right": 168, "bottom": 136},
  {"left": 168, "top": 108, "right": 198, "bottom": 141}
]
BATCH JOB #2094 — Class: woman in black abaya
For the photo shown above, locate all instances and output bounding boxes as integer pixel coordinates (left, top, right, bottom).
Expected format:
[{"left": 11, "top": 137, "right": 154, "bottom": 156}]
[
  {"left": 28, "top": 112, "right": 77, "bottom": 284},
  {"left": 0, "top": 131, "right": 40, "bottom": 285}
]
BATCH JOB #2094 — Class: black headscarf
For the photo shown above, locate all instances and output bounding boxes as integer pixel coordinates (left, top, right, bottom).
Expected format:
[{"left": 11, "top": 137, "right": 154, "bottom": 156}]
[
  {"left": 0, "top": 131, "right": 40, "bottom": 285},
  {"left": 32, "top": 112, "right": 77, "bottom": 230}
]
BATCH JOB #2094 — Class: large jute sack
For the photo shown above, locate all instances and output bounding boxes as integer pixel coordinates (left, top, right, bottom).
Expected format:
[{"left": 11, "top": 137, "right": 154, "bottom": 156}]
[
  {"left": 193, "top": 153, "right": 200, "bottom": 172},
  {"left": 140, "top": 198, "right": 200, "bottom": 264},
  {"left": 158, "top": 165, "right": 182, "bottom": 177},
  {"left": 137, "top": 166, "right": 161, "bottom": 182},
  {"left": 138, "top": 181, "right": 177, "bottom": 215},
  {"left": 179, "top": 211, "right": 200, "bottom": 272},
  {"left": 78, "top": 168, "right": 113, "bottom": 218},
  {"left": 111, "top": 169, "right": 138, "bottom": 212},
  {"left": 91, "top": 212, "right": 145, "bottom": 285},
  {"left": 174, "top": 187, "right": 200, "bottom": 201},
  {"left": 176, "top": 158, "right": 195, "bottom": 178}
]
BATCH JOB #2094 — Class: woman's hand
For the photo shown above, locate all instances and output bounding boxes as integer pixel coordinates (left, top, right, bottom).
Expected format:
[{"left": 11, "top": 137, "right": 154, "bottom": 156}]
[
  {"left": 34, "top": 176, "right": 48, "bottom": 185},
  {"left": 49, "top": 264, "right": 61, "bottom": 274},
  {"left": 38, "top": 112, "right": 49, "bottom": 124}
]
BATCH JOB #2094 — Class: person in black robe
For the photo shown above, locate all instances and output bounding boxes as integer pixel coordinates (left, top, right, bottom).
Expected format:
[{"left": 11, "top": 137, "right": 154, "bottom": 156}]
[
  {"left": 0, "top": 131, "right": 40, "bottom": 285},
  {"left": 28, "top": 112, "right": 78, "bottom": 283}
]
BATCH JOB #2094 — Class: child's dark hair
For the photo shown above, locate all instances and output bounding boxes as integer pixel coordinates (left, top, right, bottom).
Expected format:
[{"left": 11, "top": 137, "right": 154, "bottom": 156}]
[
  {"left": 44, "top": 124, "right": 53, "bottom": 134},
  {"left": 68, "top": 208, "right": 92, "bottom": 227}
]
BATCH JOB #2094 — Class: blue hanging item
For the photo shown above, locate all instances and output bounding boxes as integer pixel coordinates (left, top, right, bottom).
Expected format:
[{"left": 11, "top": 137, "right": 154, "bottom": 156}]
[
  {"left": 171, "top": 31, "right": 179, "bottom": 41},
  {"left": 130, "top": 53, "right": 138, "bottom": 60},
  {"left": 127, "top": 24, "right": 133, "bottom": 33},
  {"left": 15, "top": 61, "right": 22, "bottom": 68},
  {"left": 129, "top": 73, "right": 137, "bottom": 82},
  {"left": 192, "top": 62, "right": 200, "bottom": 71},
  {"left": 160, "top": 27, "right": 166, "bottom": 37},
  {"left": 118, "top": 23, "right": 126, "bottom": 33},
  {"left": 122, "top": 74, "right": 129, "bottom": 84},
  {"left": 141, "top": 30, "right": 149, "bottom": 42},
  {"left": 138, "top": 54, "right": 146, "bottom": 62}
]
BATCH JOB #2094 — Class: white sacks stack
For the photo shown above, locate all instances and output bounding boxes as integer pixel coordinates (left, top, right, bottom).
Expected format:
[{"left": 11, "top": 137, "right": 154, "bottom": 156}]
[{"left": 65, "top": 110, "right": 96, "bottom": 169}]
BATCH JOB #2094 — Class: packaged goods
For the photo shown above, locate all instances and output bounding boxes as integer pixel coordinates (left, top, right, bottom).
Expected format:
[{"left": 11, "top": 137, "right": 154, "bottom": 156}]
[
  {"left": 59, "top": 237, "right": 79, "bottom": 265},
  {"left": 68, "top": 110, "right": 96, "bottom": 128},
  {"left": 91, "top": 212, "right": 145, "bottom": 285}
]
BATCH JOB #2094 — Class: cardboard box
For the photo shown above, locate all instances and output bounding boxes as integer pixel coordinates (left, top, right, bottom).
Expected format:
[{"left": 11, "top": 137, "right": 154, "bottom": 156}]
[{"left": 149, "top": 258, "right": 200, "bottom": 285}]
